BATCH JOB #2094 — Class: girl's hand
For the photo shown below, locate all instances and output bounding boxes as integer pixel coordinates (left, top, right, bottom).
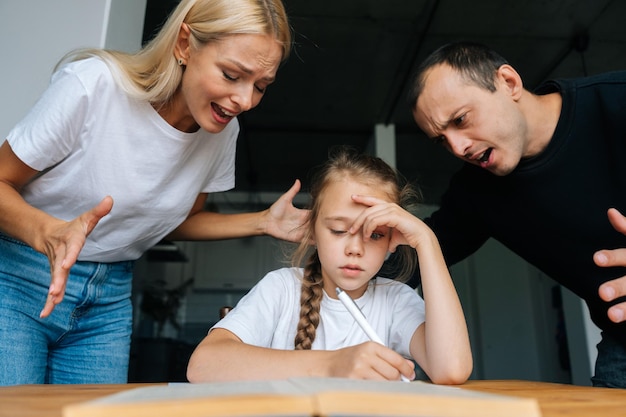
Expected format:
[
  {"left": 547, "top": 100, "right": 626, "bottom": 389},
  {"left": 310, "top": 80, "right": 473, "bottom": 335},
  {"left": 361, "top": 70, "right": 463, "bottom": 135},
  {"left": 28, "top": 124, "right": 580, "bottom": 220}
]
[
  {"left": 349, "top": 194, "right": 431, "bottom": 252},
  {"left": 327, "top": 341, "right": 415, "bottom": 381},
  {"left": 39, "top": 196, "right": 113, "bottom": 318}
]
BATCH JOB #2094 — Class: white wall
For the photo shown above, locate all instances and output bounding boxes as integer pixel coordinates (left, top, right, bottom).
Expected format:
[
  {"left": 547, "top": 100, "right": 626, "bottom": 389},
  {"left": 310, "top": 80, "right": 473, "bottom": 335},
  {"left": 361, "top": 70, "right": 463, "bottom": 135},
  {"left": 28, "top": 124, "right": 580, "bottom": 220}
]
[
  {"left": 562, "top": 287, "right": 602, "bottom": 385},
  {"left": 0, "top": 0, "right": 146, "bottom": 139}
]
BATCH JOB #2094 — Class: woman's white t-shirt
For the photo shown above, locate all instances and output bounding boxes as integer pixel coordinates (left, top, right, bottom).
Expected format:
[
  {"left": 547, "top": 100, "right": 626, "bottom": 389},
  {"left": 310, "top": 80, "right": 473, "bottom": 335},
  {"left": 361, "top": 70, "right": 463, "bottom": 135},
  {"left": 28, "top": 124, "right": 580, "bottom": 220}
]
[{"left": 7, "top": 58, "right": 239, "bottom": 262}]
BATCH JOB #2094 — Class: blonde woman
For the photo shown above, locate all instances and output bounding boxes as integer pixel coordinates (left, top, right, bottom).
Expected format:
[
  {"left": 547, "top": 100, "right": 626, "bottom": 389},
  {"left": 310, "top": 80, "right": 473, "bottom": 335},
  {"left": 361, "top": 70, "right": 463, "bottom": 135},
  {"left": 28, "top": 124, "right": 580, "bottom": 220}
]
[{"left": 0, "top": 0, "right": 305, "bottom": 385}]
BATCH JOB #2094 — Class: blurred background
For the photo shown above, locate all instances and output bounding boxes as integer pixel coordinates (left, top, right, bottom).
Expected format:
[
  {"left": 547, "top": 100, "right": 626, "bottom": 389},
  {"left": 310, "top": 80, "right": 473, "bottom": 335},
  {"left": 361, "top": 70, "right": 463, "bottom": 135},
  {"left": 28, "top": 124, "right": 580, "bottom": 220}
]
[{"left": 144, "top": 0, "right": 626, "bottom": 207}]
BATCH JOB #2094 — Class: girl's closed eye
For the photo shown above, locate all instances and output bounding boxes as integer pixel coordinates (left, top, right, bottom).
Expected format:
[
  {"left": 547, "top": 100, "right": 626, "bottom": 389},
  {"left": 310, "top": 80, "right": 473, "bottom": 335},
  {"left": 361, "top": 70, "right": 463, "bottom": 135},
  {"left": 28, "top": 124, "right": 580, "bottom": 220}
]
[{"left": 330, "top": 228, "right": 347, "bottom": 236}]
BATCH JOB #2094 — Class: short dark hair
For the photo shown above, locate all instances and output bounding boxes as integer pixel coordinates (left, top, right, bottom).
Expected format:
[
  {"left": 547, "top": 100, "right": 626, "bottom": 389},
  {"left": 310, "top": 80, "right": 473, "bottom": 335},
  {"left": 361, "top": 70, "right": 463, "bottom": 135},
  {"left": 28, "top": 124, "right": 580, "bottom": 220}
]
[{"left": 407, "top": 42, "right": 509, "bottom": 109}]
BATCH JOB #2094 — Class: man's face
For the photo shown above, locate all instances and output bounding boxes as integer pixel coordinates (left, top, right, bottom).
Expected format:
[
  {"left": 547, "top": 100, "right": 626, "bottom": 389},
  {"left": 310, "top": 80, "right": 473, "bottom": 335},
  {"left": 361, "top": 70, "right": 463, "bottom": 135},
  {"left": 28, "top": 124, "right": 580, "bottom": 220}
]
[{"left": 413, "top": 63, "right": 528, "bottom": 176}]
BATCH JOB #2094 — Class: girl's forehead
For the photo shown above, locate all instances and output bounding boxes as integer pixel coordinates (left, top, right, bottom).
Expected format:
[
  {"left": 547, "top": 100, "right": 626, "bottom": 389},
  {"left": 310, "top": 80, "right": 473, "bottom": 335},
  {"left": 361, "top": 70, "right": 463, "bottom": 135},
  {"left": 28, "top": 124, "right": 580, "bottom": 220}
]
[
  {"left": 333, "top": 177, "right": 382, "bottom": 193},
  {"left": 321, "top": 178, "right": 394, "bottom": 206}
]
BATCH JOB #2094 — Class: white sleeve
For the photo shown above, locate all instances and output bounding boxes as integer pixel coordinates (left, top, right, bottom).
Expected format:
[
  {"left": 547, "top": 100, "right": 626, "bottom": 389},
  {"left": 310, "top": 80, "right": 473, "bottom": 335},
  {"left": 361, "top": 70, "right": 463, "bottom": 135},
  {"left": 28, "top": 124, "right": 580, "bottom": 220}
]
[
  {"left": 7, "top": 63, "right": 91, "bottom": 171},
  {"left": 211, "top": 269, "right": 294, "bottom": 347}
]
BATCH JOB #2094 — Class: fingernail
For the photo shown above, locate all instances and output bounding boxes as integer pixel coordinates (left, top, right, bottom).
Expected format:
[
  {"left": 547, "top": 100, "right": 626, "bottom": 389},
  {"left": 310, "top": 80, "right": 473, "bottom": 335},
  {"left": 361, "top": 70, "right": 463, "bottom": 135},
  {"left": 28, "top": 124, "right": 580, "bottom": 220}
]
[
  {"left": 611, "top": 308, "right": 624, "bottom": 322},
  {"left": 602, "top": 286, "right": 616, "bottom": 300},
  {"left": 596, "top": 253, "right": 608, "bottom": 265}
]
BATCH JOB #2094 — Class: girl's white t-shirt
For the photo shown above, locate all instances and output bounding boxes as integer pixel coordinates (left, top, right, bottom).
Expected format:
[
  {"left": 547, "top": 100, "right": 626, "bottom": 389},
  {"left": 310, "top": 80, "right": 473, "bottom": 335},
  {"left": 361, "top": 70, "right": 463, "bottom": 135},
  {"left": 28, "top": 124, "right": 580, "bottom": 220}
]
[
  {"left": 7, "top": 58, "right": 239, "bottom": 262},
  {"left": 213, "top": 267, "right": 426, "bottom": 358}
]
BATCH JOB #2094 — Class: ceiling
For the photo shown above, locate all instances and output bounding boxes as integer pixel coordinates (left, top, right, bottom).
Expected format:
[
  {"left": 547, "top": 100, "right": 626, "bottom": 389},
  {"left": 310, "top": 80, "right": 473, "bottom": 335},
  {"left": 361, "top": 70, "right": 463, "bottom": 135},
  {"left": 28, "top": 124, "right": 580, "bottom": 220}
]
[{"left": 145, "top": 0, "right": 626, "bottom": 207}]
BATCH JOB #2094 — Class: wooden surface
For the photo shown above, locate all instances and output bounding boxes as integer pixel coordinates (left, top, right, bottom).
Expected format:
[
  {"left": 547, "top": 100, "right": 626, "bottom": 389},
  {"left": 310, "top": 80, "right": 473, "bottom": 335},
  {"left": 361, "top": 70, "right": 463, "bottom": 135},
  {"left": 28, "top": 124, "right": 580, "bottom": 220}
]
[
  {"left": 1, "top": 379, "right": 625, "bottom": 417},
  {"left": 463, "top": 380, "right": 626, "bottom": 416}
]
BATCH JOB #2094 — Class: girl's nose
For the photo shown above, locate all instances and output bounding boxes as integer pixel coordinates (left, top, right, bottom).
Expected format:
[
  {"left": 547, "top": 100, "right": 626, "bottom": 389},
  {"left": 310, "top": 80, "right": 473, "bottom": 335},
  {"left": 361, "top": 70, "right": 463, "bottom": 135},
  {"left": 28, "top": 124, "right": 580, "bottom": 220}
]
[{"left": 345, "top": 232, "right": 364, "bottom": 256}]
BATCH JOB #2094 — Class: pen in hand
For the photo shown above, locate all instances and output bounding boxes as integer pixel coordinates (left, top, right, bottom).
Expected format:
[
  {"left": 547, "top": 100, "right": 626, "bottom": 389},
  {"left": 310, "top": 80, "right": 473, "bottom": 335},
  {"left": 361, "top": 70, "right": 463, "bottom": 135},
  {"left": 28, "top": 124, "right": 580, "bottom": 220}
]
[{"left": 336, "top": 287, "right": 411, "bottom": 382}]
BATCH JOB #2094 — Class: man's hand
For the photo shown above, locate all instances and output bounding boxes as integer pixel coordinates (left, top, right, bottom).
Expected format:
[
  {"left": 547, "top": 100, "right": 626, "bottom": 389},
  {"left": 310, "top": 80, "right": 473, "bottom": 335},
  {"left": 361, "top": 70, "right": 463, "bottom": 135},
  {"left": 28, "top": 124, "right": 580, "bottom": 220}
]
[{"left": 595, "top": 208, "right": 626, "bottom": 323}]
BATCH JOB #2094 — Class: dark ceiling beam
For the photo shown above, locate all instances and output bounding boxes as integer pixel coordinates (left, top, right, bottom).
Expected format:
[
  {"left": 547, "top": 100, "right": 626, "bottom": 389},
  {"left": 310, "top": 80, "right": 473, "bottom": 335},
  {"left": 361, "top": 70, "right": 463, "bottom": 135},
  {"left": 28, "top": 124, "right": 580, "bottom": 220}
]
[
  {"left": 378, "top": 0, "right": 441, "bottom": 125},
  {"left": 532, "top": 40, "right": 577, "bottom": 88},
  {"left": 534, "top": 0, "right": 616, "bottom": 86}
]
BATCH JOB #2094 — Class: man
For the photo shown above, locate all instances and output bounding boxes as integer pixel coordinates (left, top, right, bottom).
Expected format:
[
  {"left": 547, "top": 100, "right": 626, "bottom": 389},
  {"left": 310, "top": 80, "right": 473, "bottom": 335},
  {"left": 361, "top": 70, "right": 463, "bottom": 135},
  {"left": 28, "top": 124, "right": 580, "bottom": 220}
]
[{"left": 408, "top": 42, "right": 626, "bottom": 387}]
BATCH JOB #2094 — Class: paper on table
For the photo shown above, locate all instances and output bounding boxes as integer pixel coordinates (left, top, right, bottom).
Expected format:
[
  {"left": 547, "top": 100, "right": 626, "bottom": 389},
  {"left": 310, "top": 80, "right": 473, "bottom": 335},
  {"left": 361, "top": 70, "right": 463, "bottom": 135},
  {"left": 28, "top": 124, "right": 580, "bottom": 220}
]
[{"left": 63, "top": 377, "right": 542, "bottom": 417}]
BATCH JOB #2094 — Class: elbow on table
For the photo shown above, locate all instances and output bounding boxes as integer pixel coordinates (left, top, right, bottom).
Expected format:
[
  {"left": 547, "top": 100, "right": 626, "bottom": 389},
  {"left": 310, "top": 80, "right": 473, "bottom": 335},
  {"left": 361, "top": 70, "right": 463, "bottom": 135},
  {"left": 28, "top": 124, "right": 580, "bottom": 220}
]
[
  {"left": 186, "top": 346, "right": 219, "bottom": 383},
  {"left": 428, "top": 359, "right": 473, "bottom": 385},
  {"left": 186, "top": 355, "right": 205, "bottom": 383}
]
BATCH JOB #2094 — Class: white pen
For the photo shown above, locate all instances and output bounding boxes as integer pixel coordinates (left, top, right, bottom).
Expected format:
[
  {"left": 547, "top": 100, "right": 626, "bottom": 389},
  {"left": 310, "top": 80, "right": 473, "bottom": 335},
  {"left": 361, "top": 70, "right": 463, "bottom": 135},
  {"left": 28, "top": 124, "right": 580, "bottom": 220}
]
[{"left": 336, "top": 287, "right": 411, "bottom": 382}]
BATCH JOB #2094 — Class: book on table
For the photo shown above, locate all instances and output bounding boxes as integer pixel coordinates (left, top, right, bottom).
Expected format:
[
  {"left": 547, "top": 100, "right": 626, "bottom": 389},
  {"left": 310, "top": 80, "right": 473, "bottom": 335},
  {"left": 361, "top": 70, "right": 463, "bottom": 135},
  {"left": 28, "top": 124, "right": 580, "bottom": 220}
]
[{"left": 62, "top": 377, "right": 542, "bottom": 417}]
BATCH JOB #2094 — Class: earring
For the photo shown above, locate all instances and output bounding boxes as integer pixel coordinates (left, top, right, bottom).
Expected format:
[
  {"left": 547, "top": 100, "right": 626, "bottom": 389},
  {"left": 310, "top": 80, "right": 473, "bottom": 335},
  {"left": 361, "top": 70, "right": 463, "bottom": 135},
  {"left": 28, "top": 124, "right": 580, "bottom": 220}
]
[{"left": 177, "top": 58, "right": 184, "bottom": 66}]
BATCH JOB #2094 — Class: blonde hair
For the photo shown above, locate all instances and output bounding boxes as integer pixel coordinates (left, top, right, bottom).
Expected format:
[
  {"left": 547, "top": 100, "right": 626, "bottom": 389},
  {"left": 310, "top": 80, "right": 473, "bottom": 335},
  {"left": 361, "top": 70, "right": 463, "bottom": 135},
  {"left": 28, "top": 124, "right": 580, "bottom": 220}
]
[
  {"left": 292, "top": 146, "right": 419, "bottom": 350},
  {"left": 56, "top": 0, "right": 291, "bottom": 106}
]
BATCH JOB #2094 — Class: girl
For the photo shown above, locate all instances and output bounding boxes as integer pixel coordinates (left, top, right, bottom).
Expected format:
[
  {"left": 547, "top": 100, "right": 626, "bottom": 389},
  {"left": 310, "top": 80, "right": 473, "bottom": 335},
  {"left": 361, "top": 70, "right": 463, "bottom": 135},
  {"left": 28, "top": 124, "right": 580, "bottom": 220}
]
[{"left": 187, "top": 147, "right": 472, "bottom": 384}]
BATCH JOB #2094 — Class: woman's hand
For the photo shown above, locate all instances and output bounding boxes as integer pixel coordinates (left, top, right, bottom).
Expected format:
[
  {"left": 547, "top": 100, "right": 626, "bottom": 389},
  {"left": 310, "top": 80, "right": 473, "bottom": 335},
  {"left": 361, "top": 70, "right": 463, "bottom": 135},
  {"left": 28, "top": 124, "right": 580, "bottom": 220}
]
[
  {"left": 39, "top": 196, "right": 113, "bottom": 318},
  {"left": 0, "top": 141, "right": 114, "bottom": 318},
  {"left": 263, "top": 179, "right": 309, "bottom": 242}
]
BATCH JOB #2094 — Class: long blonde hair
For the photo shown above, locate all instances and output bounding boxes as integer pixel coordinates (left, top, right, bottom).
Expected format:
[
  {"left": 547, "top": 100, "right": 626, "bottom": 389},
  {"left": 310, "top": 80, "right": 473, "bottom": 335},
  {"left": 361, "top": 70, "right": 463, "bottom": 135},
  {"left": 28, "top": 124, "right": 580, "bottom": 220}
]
[
  {"left": 292, "top": 146, "right": 419, "bottom": 350},
  {"left": 56, "top": 0, "right": 291, "bottom": 106}
]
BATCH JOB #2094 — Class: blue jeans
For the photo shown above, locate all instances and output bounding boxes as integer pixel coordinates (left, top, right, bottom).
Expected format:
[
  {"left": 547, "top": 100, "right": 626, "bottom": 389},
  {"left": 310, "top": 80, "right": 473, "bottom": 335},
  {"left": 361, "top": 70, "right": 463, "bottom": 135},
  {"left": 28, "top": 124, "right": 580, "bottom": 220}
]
[
  {"left": 0, "top": 233, "right": 134, "bottom": 385},
  {"left": 592, "top": 331, "right": 626, "bottom": 388}
]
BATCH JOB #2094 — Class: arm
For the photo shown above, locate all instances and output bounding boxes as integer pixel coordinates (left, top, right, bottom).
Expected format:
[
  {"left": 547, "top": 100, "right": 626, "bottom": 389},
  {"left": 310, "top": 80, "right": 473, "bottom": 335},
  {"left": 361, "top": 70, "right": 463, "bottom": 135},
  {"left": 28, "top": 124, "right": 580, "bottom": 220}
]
[
  {"left": 168, "top": 179, "right": 308, "bottom": 242},
  {"left": 187, "top": 269, "right": 414, "bottom": 383},
  {"left": 596, "top": 208, "right": 626, "bottom": 323},
  {"left": 0, "top": 141, "right": 112, "bottom": 317},
  {"left": 350, "top": 195, "right": 473, "bottom": 384},
  {"left": 186, "top": 328, "right": 416, "bottom": 382},
  {"left": 408, "top": 227, "right": 473, "bottom": 385}
]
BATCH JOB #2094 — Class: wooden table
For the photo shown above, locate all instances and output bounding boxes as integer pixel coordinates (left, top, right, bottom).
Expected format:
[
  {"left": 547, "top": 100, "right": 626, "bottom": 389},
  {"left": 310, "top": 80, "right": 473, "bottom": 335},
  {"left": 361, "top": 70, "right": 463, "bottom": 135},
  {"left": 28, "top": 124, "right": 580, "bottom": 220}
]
[
  {"left": 464, "top": 380, "right": 626, "bottom": 416},
  {"left": 1, "top": 379, "right": 625, "bottom": 417}
]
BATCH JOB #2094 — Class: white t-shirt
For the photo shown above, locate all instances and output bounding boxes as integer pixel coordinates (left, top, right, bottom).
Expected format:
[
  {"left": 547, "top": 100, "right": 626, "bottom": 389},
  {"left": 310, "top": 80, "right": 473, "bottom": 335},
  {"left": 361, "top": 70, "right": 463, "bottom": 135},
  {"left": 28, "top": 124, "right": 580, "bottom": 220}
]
[
  {"left": 213, "top": 267, "right": 426, "bottom": 358},
  {"left": 7, "top": 58, "right": 238, "bottom": 262}
]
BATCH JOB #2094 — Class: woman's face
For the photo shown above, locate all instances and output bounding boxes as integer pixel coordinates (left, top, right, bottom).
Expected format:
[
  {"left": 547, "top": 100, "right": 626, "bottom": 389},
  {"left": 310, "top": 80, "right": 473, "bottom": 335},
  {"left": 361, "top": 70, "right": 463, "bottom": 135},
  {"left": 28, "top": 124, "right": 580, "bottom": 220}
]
[{"left": 166, "top": 32, "right": 283, "bottom": 133}]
